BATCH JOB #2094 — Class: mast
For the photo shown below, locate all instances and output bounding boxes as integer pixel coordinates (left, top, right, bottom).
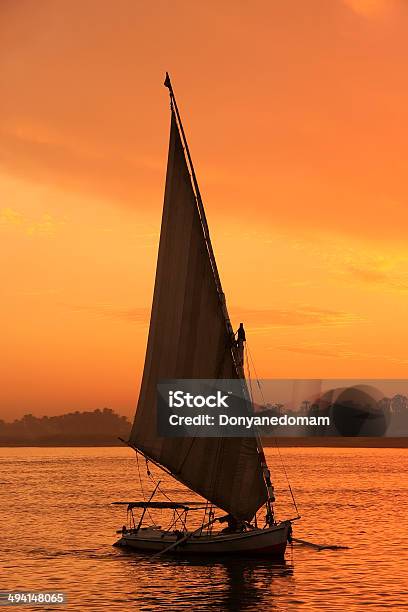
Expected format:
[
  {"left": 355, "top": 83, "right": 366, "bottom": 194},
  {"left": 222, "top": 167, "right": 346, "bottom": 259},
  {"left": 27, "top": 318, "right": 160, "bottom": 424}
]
[
  {"left": 236, "top": 322, "right": 275, "bottom": 523},
  {"left": 163, "top": 73, "right": 275, "bottom": 523}
]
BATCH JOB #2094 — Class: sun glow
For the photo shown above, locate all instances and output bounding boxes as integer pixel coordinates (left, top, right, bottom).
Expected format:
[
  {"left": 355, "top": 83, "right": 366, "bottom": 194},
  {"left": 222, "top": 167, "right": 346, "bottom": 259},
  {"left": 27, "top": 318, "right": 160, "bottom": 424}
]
[{"left": 344, "top": 0, "right": 395, "bottom": 17}]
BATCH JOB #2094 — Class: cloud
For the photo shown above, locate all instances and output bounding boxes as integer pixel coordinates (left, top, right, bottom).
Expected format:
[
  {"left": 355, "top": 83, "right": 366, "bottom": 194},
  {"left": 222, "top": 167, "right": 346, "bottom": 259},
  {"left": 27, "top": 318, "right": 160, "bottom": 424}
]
[
  {"left": 0, "top": 207, "right": 63, "bottom": 236},
  {"left": 109, "top": 307, "right": 151, "bottom": 324},
  {"left": 2, "top": 0, "right": 408, "bottom": 246},
  {"left": 0, "top": 207, "right": 24, "bottom": 226},
  {"left": 63, "top": 303, "right": 360, "bottom": 332},
  {"left": 0, "top": 123, "right": 161, "bottom": 206},
  {"left": 276, "top": 343, "right": 408, "bottom": 365},
  {"left": 229, "top": 306, "right": 361, "bottom": 332},
  {"left": 346, "top": 264, "right": 408, "bottom": 291},
  {"left": 275, "top": 344, "right": 347, "bottom": 359},
  {"left": 65, "top": 304, "right": 150, "bottom": 326}
]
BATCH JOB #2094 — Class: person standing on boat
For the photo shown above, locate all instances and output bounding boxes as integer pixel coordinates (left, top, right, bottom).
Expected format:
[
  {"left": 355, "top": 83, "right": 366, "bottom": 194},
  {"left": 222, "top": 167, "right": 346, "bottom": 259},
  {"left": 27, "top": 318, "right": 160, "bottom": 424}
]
[
  {"left": 221, "top": 514, "right": 245, "bottom": 534},
  {"left": 235, "top": 323, "right": 246, "bottom": 368}
]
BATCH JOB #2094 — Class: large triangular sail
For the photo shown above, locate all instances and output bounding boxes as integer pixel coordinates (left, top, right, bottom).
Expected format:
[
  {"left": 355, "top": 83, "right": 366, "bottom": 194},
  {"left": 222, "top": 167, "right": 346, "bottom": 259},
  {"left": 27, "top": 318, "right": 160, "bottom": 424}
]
[{"left": 129, "top": 101, "right": 267, "bottom": 521}]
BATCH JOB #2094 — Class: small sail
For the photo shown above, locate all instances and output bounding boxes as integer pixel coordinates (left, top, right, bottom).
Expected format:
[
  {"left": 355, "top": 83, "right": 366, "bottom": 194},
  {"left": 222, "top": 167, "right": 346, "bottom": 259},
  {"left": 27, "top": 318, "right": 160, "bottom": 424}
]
[{"left": 129, "top": 111, "right": 267, "bottom": 521}]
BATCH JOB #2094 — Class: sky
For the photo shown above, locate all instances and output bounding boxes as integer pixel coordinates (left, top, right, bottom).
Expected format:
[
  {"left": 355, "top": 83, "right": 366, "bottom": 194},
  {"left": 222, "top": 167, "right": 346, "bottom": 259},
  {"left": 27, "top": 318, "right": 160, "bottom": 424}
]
[{"left": 1, "top": 0, "right": 408, "bottom": 420}]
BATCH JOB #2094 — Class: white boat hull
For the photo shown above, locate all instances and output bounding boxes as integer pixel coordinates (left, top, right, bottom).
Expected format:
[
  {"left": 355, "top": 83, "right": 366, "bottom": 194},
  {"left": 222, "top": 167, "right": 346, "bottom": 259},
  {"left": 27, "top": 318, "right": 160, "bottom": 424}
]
[{"left": 114, "top": 521, "right": 290, "bottom": 557}]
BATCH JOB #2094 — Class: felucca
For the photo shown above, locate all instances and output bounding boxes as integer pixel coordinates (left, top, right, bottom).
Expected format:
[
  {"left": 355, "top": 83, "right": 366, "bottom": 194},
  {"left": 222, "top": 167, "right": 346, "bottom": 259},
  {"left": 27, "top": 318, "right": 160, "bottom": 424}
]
[{"left": 114, "top": 74, "right": 299, "bottom": 557}]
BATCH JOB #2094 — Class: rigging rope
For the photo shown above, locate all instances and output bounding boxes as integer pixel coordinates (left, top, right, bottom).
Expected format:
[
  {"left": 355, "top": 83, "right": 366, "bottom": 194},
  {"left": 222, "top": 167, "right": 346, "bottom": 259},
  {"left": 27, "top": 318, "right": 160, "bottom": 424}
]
[
  {"left": 245, "top": 342, "right": 300, "bottom": 518},
  {"left": 144, "top": 459, "right": 189, "bottom": 530},
  {"left": 135, "top": 451, "right": 157, "bottom": 527},
  {"left": 244, "top": 343, "right": 255, "bottom": 406}
]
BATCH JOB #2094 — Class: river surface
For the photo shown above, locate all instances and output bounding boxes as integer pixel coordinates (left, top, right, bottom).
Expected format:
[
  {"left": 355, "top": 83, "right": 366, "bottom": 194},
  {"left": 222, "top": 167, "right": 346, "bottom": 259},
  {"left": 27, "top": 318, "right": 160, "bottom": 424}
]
[{"left": 0, "top": 447, "right": 407, "bottom": 611}]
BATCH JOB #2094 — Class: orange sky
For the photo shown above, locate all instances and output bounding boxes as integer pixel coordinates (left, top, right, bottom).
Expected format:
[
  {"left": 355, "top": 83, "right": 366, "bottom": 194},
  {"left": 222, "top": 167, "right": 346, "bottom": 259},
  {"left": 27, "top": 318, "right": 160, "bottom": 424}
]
[{"left": 1, "top": 0, "right": 408, "bottom": 420}]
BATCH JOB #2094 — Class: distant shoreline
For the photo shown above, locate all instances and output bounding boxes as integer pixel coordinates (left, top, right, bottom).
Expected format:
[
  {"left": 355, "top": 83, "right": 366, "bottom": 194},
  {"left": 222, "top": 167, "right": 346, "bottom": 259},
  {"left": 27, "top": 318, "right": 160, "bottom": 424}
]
[
  {"left": 0, "top": 437, "right": 407, "bottom": 448},
  {"left": 262, "top": 437, "right": 408, "bottom": 448},
  {"left": 0, "top": 439, "right": 125, "bottom": 447}
]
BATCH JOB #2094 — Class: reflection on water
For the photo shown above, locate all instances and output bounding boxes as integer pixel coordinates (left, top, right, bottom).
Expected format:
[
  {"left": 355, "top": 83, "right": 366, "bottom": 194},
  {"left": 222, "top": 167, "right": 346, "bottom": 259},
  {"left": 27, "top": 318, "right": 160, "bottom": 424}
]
[
  {"left": 0, "top": 447, "right": 407, "bottom": 611},
  {"left": 117, "top": 554, "right": 294, "bottom": 611}
]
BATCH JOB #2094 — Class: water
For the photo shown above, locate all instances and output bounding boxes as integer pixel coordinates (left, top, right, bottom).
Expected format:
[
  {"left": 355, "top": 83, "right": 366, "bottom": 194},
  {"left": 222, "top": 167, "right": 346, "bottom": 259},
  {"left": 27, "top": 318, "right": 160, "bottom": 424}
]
[{"left": 0, "top": 447, "right": 407, "bottom": 611}]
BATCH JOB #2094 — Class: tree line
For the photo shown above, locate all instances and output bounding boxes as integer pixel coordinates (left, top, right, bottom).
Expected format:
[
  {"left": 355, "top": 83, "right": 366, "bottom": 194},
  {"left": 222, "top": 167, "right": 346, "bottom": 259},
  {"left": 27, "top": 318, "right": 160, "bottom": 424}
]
[{"left": 0, "top": 408, "right": 132, "bottom": 446}]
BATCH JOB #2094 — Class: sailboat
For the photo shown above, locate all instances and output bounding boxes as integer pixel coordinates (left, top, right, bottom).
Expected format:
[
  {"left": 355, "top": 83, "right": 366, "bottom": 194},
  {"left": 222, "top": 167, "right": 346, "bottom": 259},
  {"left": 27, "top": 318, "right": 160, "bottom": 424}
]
[{"left": 114, "top": 74, "right": 298, "bottom": 557}]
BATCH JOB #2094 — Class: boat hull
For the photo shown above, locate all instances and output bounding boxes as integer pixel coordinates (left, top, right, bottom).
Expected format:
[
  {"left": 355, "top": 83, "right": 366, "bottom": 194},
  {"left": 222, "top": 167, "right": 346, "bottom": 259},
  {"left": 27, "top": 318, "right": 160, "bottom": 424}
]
[{"left": 114, "top": 521, "right": 290, "bottom": 557}]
